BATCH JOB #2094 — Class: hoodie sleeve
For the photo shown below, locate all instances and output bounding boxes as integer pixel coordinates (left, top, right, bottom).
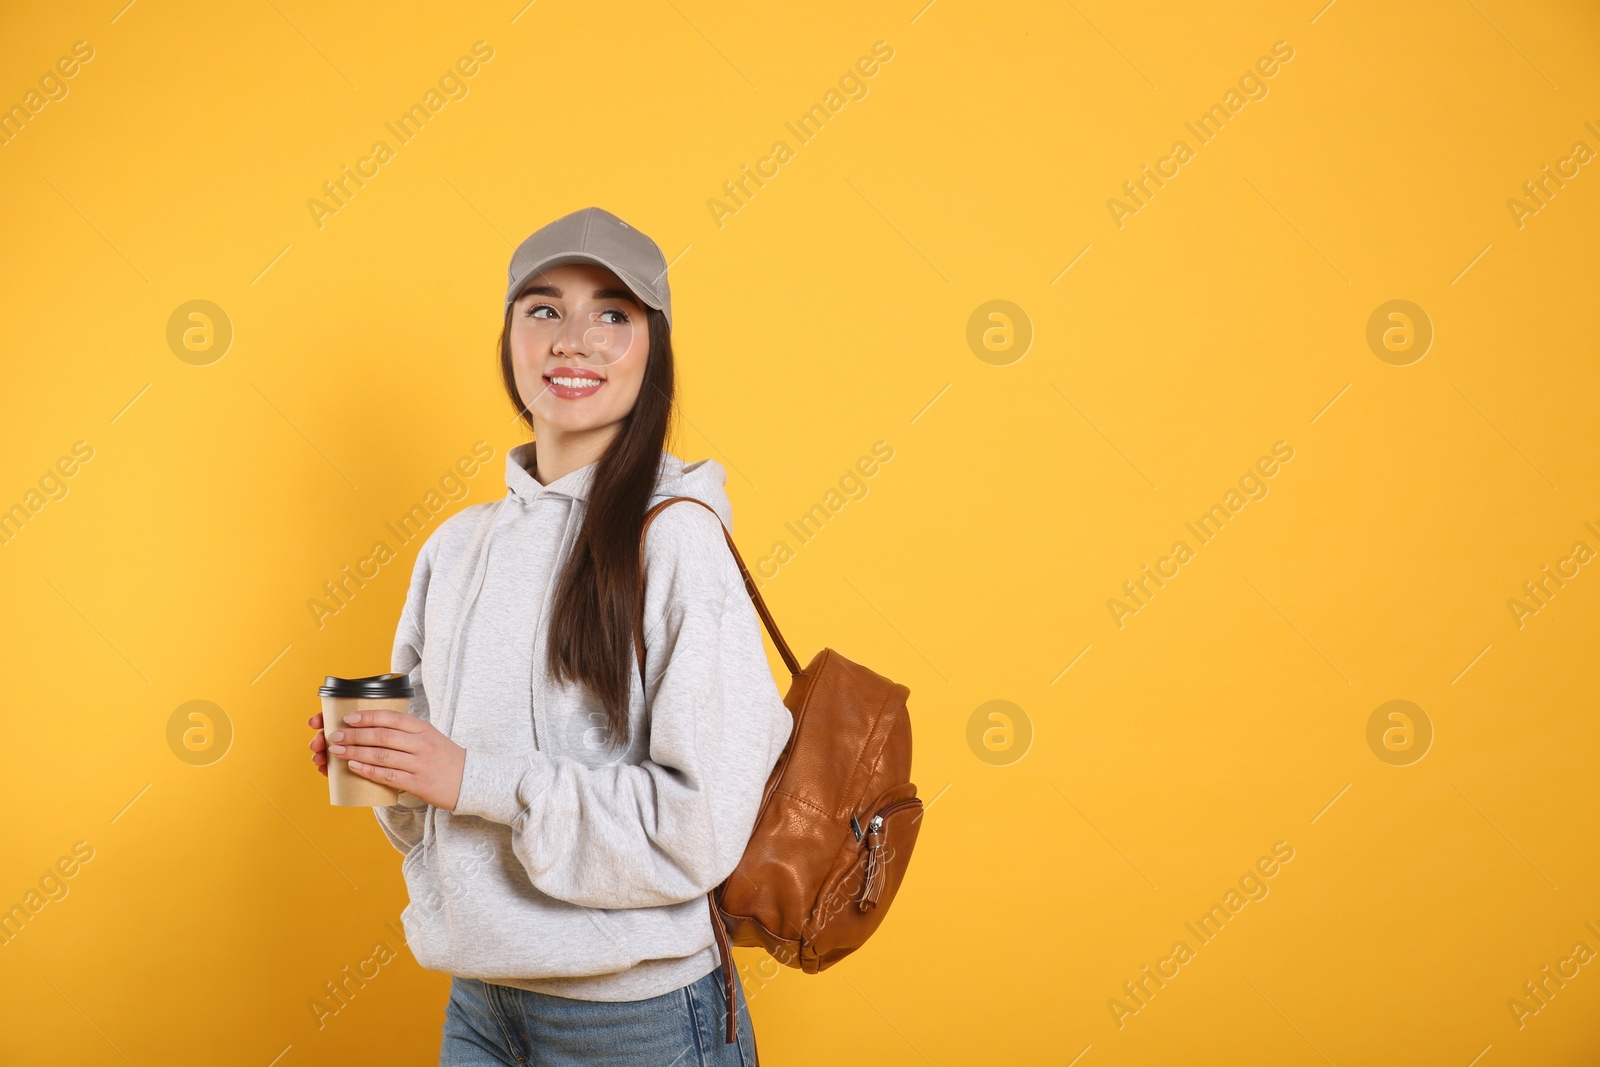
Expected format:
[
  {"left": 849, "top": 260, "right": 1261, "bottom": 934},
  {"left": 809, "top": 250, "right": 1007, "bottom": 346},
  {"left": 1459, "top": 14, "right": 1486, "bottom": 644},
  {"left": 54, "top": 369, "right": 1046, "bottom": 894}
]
[
  {"left": 372, "top": 533, "right": 439, "bottom": 855},
  {"left": 450, "top": 503, "right": 795, "bottom": 909}
]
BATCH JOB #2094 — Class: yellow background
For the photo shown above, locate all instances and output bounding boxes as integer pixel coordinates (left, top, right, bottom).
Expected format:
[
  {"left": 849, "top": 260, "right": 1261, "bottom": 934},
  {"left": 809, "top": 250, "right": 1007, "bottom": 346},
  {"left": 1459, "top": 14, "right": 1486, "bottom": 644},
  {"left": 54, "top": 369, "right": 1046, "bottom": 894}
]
[{"left": 2, "top": 0, "right": 1597, "bottom": 1063}]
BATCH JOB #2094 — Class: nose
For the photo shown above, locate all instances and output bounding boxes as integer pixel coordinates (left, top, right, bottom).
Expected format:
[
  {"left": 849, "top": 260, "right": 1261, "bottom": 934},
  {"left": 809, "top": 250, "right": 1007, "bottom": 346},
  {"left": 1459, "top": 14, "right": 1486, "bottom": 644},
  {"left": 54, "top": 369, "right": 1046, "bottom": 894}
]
[{"left": 551, "top": 313, "right": 590, "bottom": 359}]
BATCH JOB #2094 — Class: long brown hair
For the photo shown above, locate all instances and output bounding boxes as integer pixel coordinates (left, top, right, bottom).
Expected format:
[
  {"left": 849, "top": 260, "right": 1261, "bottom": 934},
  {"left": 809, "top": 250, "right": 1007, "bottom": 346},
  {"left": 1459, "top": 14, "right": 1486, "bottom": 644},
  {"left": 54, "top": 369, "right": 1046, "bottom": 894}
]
[{"left": 498, "top": 300, "right": 676, "bottom": 751}]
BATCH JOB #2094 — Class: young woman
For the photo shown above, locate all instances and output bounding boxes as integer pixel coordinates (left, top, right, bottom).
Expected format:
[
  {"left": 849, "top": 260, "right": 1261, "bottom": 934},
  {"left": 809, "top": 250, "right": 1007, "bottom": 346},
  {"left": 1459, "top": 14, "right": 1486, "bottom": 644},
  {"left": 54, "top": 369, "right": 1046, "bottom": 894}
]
[{"left": 307, "top": 206, "right": 793, "bottom": 1066}]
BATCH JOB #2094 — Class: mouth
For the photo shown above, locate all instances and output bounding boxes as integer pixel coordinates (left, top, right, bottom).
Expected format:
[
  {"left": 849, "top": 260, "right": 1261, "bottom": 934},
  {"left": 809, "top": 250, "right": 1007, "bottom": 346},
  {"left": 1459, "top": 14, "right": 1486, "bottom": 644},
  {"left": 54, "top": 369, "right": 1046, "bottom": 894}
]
[{"left": 543, "top": 368, "right": 606, "bottom": 399}]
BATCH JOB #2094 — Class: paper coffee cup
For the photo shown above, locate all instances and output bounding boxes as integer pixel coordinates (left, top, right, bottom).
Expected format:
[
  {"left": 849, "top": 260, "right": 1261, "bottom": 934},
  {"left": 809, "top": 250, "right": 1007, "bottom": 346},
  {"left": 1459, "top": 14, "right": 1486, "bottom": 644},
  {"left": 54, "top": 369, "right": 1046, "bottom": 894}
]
[{"left": 318, "top": 673, "right": 415, "bottom": 806}]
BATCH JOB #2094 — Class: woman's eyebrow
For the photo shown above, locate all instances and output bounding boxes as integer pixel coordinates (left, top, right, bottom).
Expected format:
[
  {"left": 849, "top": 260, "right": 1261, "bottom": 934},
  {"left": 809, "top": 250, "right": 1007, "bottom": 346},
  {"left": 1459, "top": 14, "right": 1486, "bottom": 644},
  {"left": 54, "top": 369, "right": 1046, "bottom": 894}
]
[{"left": 519, "top": 284, "right": 642, "bottom": 306}]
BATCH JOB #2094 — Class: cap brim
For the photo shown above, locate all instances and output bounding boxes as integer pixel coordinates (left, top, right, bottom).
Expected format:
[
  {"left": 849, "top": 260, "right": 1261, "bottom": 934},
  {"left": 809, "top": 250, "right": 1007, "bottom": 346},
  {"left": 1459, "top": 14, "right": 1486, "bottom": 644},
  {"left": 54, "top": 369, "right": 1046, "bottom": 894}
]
[{"left": 506, "top": 252, "right": 665, "bottom": 317}]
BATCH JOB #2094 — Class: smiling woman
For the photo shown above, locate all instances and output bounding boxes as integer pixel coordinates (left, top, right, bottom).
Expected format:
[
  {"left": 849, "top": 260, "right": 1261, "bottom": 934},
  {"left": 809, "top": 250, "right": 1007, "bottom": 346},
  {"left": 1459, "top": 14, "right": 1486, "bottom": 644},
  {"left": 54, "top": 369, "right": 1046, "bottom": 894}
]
[{"left": 309, "top": 206, "right": 786, "bottom": 1066}]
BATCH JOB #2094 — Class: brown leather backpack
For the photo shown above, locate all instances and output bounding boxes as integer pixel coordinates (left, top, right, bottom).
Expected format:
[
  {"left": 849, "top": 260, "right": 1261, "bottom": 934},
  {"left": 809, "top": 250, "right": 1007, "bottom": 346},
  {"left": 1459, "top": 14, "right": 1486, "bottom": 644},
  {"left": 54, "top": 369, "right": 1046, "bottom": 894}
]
[{"left": 635, "top": 496, "right": 925, "bottom": 1053}]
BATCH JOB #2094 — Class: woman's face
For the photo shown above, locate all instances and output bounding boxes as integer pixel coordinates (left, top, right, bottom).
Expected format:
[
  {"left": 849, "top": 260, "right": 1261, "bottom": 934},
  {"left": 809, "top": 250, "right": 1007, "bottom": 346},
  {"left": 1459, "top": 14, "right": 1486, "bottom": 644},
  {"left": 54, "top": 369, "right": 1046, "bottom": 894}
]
[{"left": 508, "top": 261, "right": 651, "bottom": 442}]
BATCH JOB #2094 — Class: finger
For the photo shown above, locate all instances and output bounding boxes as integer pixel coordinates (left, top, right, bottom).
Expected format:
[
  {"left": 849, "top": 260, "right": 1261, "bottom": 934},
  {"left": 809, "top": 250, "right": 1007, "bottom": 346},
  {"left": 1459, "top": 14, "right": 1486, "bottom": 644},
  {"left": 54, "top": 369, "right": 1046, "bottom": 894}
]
[
  {"left": 344, "top": 709, "right": 418, "bottom": 731},
  {"left": 347, "top": 757, "right": 411, "bottom": 788},
  {"left": 308, "top": 712, "right": 323, "bottom": 728},
  {"left": 309, "top": 732, "right": 327, "bottom": 753},
  {"left": 328, "top": 726, "right": 420, "bottom": 753},
  {"left": 329, "top": 743, "right": 413, "bottom": 773}
]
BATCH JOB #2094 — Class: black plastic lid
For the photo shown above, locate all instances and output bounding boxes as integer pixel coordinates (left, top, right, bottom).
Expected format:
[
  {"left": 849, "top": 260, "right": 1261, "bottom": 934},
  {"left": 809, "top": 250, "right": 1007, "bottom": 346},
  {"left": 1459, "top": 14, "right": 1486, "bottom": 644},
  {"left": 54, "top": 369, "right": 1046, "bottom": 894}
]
[{"left": 318, "top": 672, "right": 415, "bottom": 698}]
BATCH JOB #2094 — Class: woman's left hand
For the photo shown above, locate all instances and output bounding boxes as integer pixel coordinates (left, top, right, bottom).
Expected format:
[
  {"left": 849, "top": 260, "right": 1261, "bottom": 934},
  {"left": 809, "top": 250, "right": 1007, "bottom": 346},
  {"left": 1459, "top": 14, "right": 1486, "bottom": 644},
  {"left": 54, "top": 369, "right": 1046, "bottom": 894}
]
[{"left": 326, "top": 710, "right": 465, "bottom": 811}]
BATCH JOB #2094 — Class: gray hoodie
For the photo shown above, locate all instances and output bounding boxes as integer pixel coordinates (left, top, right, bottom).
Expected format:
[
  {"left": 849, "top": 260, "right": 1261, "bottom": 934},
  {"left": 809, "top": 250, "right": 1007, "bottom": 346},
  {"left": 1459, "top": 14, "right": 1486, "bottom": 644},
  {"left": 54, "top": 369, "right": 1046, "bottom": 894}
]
[{"left": 374, "top": 441, "right": 794, "bottom": 1001}]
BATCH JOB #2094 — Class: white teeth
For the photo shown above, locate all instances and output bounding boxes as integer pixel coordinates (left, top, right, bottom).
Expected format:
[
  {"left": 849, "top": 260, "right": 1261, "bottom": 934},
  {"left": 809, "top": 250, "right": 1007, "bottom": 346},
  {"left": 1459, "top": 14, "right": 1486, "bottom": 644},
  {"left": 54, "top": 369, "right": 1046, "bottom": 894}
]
[{"left": 548, "top": 376, "right": 602, "bottom": 389}]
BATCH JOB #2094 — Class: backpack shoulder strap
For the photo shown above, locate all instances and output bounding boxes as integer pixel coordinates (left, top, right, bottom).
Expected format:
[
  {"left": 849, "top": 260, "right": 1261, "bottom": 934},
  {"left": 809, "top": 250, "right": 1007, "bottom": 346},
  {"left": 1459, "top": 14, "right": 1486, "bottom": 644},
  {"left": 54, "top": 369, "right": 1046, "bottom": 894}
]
[{"left": 634, "top": 495, "right": 802, "bottom": 689}]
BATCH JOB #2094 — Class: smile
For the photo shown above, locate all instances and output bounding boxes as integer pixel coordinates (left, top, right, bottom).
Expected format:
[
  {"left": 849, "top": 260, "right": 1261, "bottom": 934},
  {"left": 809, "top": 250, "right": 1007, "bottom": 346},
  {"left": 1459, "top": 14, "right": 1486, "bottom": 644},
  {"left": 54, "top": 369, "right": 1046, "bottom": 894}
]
[{"left": 544, "top": 373, "right": 605, "bottom": 398}]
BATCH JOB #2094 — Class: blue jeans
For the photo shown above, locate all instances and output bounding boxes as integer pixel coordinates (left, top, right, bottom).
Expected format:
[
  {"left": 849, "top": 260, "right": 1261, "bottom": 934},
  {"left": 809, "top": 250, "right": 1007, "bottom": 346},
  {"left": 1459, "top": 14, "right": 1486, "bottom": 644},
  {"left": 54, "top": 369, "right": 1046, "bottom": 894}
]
[{"left": 440, "top": 964, "right": 758, "bottom": 1066}]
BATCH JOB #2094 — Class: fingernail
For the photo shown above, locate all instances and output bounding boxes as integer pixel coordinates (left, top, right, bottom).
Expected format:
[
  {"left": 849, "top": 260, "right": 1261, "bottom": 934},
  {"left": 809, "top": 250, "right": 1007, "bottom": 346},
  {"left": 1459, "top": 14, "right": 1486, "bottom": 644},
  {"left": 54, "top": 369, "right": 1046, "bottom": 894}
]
[
  {"left": 347, "top": 714, "right": 361, "bottom": 724},
  {"left": 328, "top": 731, "right": 343, "bottom": 742},
  {"left": 330, "top": 744, "right": 346, "bottom": 754}
]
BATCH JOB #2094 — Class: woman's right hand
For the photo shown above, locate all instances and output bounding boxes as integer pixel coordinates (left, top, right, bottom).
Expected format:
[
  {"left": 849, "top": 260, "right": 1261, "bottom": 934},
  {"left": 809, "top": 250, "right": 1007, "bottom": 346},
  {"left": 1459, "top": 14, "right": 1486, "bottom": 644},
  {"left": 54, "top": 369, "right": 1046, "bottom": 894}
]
[{"left": 307, "top": 712, "right": 330, "bottom": 778}]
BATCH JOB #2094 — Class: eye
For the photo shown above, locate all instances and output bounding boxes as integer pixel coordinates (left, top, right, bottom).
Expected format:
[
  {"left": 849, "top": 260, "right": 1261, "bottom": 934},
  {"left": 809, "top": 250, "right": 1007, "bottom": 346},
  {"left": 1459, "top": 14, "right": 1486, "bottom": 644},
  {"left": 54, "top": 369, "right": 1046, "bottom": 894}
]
[
  {"left": 597, "top": 307, "right": 630, "bottom": 325},
  {"left": 524, "top": 303, "right": 558, "bottom": 320}
]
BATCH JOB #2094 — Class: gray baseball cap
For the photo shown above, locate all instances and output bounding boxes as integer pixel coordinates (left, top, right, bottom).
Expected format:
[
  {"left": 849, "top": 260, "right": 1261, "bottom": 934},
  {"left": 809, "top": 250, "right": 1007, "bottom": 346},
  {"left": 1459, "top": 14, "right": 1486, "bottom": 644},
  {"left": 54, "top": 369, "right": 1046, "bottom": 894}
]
[{"left": 504, "top": 206, "right": 672, "bottom": 328}]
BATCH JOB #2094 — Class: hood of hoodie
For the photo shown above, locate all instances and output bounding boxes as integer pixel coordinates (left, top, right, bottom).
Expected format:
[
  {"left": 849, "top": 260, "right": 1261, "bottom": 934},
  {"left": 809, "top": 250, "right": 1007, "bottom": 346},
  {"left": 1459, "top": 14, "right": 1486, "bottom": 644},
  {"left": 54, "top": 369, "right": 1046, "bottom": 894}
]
[
  {"left": 503, "top": 439, "right": 733, "bottom": 532},
  {"left": 490, "top": 441, "right": 735, "bottom": 635}
]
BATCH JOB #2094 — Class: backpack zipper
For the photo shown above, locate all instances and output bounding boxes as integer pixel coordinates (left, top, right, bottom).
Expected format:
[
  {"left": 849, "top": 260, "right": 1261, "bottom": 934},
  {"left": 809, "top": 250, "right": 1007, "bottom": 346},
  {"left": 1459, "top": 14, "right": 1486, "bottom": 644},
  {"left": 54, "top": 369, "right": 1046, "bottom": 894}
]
[{"left": 857, "top": 796, "right": 922, "bottom": 911}]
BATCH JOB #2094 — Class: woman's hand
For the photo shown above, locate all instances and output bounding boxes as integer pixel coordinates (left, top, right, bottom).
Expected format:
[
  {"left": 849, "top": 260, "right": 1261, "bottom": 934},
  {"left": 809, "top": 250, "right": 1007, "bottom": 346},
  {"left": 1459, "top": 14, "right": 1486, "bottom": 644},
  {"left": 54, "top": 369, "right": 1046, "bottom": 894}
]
[
  {"left": 307, "top": 709, "right": 466, "bottom": 811},
  {"left": 307, "top": 712, "right": 330, "bottom": 777}
]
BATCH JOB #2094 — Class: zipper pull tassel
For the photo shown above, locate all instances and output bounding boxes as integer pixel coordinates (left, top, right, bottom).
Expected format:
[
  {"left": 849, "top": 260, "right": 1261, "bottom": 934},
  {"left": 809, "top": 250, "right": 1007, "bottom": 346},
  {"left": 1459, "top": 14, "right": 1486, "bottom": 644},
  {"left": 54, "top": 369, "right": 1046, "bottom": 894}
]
[{"left": 859, "top": 815, "right": 886, "bottom": 911}]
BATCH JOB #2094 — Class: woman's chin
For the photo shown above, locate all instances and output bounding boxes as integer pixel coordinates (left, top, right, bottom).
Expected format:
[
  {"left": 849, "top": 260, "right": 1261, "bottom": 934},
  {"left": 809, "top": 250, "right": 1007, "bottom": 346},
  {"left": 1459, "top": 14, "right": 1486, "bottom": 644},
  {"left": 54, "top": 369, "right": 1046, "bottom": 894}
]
[{"left": 532, "top": 408, "right": 621, "bottom": 437}]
